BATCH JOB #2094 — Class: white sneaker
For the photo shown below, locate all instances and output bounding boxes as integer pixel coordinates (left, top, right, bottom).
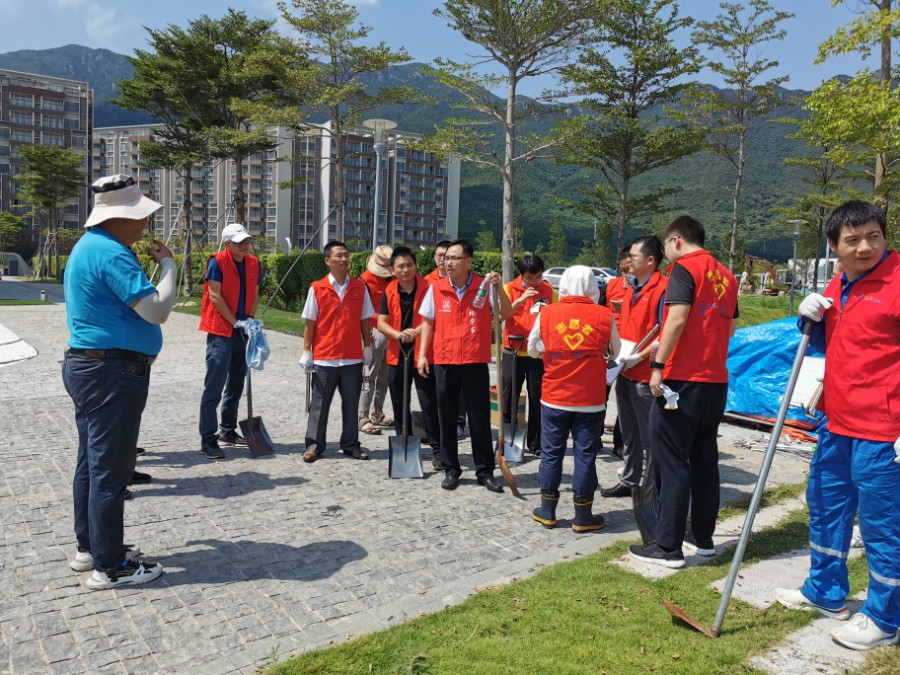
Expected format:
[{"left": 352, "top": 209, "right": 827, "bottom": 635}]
[
  {"left": 69, "top": 545, "right": 142, "bottom": 572},
  {"left": 86, "top": 559, "right": 163, "bottom": 590},
  {"left": 831, "top": 613, "right": 899, "bottom": 650},
  {"left": 774, "top": 588, "right": 850, "bottom": 620}
]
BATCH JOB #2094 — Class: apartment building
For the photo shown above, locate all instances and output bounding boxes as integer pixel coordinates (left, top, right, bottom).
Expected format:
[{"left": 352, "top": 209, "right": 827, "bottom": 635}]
[
  {"left": 92, "top": 121, "right": 459, "bottom": 252},
  {"left": 0, "top": 68, "right": 92, "bottom": 245}
]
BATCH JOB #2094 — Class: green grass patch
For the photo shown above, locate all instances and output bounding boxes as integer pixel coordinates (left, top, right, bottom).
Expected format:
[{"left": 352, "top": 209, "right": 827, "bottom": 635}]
[
  {"left": 268, "top": 508, "right": 872, "bottom": 675},
  {"left": 859, "top": 646, "right": 900, "bottom": 674},
  {"left": 717, "top": 483, "right": 806, "bottom": 522},
  {"left": 172, "top": 297, "right": 305, "bottom": 336},
  {"left": 0, "top": 299, "right": 52, "bottom": 306},
  {"left": 737, "top": 295, "right": 792, "bottom": 328}
]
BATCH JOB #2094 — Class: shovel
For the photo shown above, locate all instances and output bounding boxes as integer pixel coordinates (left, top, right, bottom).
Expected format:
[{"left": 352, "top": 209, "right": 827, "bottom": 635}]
[
  {"left": 388, "top": 343, "right": 424, "bottom": 478},
  {"left": 491, "top": 286, "right": 521, "bottom": 497},
  {"left": 239, "top": 366, "right": 274, "bottom": 457},
  {"left": 503, "top": 334, "right": 527, "bottom": 463},
  {"left": 663, "top": 319, "right": 815, "bottom": 638}
]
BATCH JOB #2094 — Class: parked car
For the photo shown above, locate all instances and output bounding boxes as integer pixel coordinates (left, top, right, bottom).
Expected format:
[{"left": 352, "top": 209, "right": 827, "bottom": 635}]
[{"left": 543, "top": 266, "right": 617, "bottom": 291}]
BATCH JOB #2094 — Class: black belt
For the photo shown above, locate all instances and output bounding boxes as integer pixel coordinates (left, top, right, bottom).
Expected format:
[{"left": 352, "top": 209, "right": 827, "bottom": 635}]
[{"left": 66, "top": 348, "right": 157, "bottom": 365}]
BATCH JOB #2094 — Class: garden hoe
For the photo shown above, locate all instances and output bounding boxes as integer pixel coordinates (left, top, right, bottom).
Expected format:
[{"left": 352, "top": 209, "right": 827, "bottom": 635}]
[
  {"left": 503, "top": 334, "right": 528, "bottom": 463},
  {"left": 239, "top": 366, "right": 274, "bottom": 457},
  {"left": 388, "top": 343, "right": 424, "bottom": 479},
  {"left": 491, "top": 288, "right": 521, "bottom": 497},
  {"left": 663, "top": 320, "right": 815, "bottom": 638}
]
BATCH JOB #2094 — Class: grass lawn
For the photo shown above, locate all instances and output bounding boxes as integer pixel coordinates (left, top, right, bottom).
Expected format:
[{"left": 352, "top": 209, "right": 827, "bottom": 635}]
[
  {"left": 172, "top": 297, "right": 305, "bottom": 336},
  {"left": 736, "top": 294, "right": 793, "bottom": 328},
  {"left": 0, "top": 299, "right": 52, "bottom": 306},
  {"left": 267, "top": 506, "right": 875, "bottom": 675}
]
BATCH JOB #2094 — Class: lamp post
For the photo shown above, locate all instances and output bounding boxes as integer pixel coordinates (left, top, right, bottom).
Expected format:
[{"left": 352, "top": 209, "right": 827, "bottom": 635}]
[
  {"left": 362, "top": 118, "right": 397, "bottom": 249},
  {"left": 788, "top": 219, "right": 805, "bottom": 317}
]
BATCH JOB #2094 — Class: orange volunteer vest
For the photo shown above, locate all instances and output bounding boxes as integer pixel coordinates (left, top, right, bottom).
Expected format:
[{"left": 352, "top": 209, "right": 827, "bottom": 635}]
[
  {"left": 619, "top": 270, "right": 668, "bottom": 383},
  {"left": 360, "top": 269, "right": 391, "bottom": 329},
  {"left": 199, "top": 251, "right": 259, "bottom": 337},
  {"left": 431, "top": 274, "right": 493, "bottom": 365},
  {"left": 383, "top": 276, "right": 434, "bottom": 366},
  {"left": 503, "top": 276, "right": 554, "bottom": 354},
  {"left": 309, "top": 276, "right": 367, "bottom": 360}
]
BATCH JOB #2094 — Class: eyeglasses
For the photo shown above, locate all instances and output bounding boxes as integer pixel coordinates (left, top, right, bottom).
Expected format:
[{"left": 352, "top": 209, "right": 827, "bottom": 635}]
[
  {"left": 393, "top": 263, "right": 416, "bottom": 271},
  {"left": 328, "top": 253, "right": 350, "bottom": 260},
  {"left": 445, "top": 255, "right": 470, "bottom": 263},
  {"left": 434, "top": 253, "right": 446, "bottom": 260},
  {"left": 226, "top": 239, "right": 251, "bottom": 247},
  {"left": 664, "top": 236, "right": 680, "bottom": 248}
]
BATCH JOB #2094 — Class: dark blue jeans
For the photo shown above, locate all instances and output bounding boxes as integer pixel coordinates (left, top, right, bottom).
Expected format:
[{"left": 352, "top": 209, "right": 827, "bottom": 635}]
[
  {"left": 199, "top": 331, "right": 247, "bottom": 444},
  {"left": 62, "top": 353, "right": 149, "bottom": 573},
  {"left": 539, "top": 405, "right": 602, "bottom": 496}
]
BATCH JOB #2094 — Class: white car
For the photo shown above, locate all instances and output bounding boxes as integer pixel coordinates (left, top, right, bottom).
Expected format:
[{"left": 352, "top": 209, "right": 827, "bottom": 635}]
[{"left": 543, "top": 266, "right": 617, "bottom": 290}]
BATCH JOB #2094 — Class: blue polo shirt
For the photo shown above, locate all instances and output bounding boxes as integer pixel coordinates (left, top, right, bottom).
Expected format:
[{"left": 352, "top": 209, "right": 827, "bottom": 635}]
[{"left": 64, "top": 228, "right": 162, "bottom": 355}]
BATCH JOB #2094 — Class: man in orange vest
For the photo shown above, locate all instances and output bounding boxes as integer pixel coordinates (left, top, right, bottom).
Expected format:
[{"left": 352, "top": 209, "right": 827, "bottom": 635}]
[
  {"left": 358, "top": 244, "right": 394, "bottom": 435},
  {"left": 629, "top": 216, "right": 738, "bottom": 569},
  {"left": 198, "top": 223, "right": 260, "bottom": 460},
  {"left": 602, "top": 236, "right": 667, "bottom": 499},
  {"left": 376, "top": 246, "right": 441, "bottom": 471},
  {"left": 502, "top": 254, "right": 556, "bottom": 456},
  {"left": 424, "top": 240, "right": 450, "bottom": 283},
  {"left": 527, "top": 265, "right": 620, "bottom": 531},
  {"left": 601, "top": 247, "right": 633, "bottom": 457},
  {"left": 417, "top": 239, "right": 513, "bottom": 492},
  {"left": 300, "top": 241, "right": 375, "bottom": 463}
]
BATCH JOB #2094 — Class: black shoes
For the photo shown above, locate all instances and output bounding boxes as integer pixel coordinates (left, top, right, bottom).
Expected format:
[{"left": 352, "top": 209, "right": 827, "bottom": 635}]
[
  {"left": 477, "top": 475, "right": 504, "bottom": 493},
  {"left": 600, "top": 482, "right": 633, "bottom": 499},
  {"left": 628, "top": 542, "right": 685, "bottom": 569},
  {"left": 441, "top": 473, "right": 461, "bottom": 490},
  {"left": 128, "top": 471, "right": 152, "bottom": 485},
  {"left": 218, "top": 431, "right": 247, "bottom": 447},
  {"left": 456, "top": 424, "right": 467, "bottom": 440},
  {"left": 684, "top": 531, "right": 716, "bottom": 556},
  {"left": 431, "top": 453, "right": 444, "bottom": 472},
  {"left": 200, "top": 441, "right": 225, "bottom": 459}
]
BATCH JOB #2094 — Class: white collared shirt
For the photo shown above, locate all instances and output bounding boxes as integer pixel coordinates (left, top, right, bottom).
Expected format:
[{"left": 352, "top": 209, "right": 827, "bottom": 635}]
[{"left": 301, "top": 273, "right": 375, "bottom": 366}]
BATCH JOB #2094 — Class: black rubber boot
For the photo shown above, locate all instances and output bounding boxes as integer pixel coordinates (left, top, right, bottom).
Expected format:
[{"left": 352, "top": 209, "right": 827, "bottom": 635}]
[
  {"left": 572, "top": 494, "right": 606, "bottom": 532},
  {"left": 531, "top": 490, "right": 560, "bottom": 528}
]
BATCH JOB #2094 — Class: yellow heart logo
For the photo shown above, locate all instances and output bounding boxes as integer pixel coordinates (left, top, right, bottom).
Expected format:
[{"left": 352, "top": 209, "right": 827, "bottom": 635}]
[{"left": 563, "top": 332, "right": 584, "bottom": 349}]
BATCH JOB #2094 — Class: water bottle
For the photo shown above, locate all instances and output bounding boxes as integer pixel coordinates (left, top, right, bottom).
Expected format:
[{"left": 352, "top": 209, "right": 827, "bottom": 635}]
[{"left": 472, "top": 275, "right": 490, "bottom": 309}]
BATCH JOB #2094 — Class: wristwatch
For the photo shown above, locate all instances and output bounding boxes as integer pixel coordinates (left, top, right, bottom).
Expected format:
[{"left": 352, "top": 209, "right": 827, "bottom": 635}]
[{"left": 649, "top": 360, "right": 666, "bottom": 370}]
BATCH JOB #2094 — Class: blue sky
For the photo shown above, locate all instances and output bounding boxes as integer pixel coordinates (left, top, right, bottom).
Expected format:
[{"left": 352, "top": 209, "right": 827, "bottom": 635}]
[{"left": 0, "top": 0, "right": 875, "bottom": 94}]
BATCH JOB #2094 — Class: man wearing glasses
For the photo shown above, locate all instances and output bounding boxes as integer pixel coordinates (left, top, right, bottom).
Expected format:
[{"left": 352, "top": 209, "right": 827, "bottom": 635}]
[
  {"left": 198, "top": 223, "right": 260, "bottom": 459},
  {"left": 417, "top": 239, "right": 513, "bottom": 492}
]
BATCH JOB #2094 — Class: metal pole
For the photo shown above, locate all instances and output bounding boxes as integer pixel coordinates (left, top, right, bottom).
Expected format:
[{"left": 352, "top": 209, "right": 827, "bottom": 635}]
[
  {"left": 790, "top": 238, "right": 798, "bottom": 317},
  {"left": 372, "top": 142, "right": 384, "bottom": 250}
]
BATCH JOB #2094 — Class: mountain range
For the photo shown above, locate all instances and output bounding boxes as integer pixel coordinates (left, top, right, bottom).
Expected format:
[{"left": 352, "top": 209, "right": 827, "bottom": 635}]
[{"left": 0, "top": 44, "right": 827, "bottom": 263}]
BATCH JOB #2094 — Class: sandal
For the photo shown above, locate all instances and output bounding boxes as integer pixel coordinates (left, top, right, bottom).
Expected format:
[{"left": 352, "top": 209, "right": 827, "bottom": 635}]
[
  {"left": 370, "top": 412, "right": 393, "bottom": 426},
  {"left": 358, "top": 417, "right": 382, "bottom": 435}
]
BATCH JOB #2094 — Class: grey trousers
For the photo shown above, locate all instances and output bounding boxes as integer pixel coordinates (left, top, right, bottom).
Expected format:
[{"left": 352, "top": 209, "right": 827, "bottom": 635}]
[
  {"left": 358, "top": 329, "right": 389, "bottom": 419},
  {"left": 614, "top": 375, "right": 654, "bottom": 487},
  {"left": 305, "top": 363, "right": 363, "bottom": 454}
]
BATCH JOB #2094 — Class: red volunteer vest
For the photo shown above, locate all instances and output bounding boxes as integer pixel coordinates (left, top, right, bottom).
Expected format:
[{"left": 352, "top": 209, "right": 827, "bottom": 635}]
[
  {"left": 360, "top": 269, "right": 391, "bottom": 329},
  {"left": 664, "top": 250, "right": 737, "bottom": 384},
  {"left": 605, "top": 276, "right": 628, "bottom": 317},
  {"left": 539, "top": 297, "right": 612, "bottom": 407},
  {"left": 620, "top": 270, "right": 668, "bottom": 383},
  {"left": 424, "top": 268, "right": 443, "bottom": 283},
  {"left": 431, "top": 273, "right": 493, "bottom": 365},
  {"left": 310, "top": 276, "right": 367, "bottom": 360},
  {"left": 382, "top": 276, "right": 434, "bottom": 366},
  {"left": 503, "top": 276, "right": 555, "bottom": 353},
  {"left": 821, "top": 250, "right": 900, "bottom": 442},
  {"left": 199, "top": 251, "right": 259, "bottom": 337}
]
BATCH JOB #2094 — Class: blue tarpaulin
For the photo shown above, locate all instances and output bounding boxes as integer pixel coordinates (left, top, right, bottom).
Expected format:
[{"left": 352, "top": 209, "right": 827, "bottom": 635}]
[{"left": 726, "top": 317, "right": 826, "bottom": 431}]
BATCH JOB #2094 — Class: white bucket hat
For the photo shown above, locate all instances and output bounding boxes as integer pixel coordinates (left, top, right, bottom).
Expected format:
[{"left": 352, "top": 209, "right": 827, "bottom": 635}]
[
  {"left": 84, "top": 174, "right": 162, "bottom": 228},
  {"left": 222, "top": 223, "right": 252, "bottom": 243}
]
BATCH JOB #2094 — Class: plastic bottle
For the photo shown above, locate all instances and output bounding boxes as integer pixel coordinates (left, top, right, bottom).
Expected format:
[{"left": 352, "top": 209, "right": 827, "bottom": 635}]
[{"left": 472, "top": 276, "right": 491, "bottom": 309}]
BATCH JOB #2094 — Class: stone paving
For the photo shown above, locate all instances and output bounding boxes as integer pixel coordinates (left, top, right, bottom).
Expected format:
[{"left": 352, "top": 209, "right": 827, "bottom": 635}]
[{"left": 0, "top": 298, "right": 816, "bottom": 674}]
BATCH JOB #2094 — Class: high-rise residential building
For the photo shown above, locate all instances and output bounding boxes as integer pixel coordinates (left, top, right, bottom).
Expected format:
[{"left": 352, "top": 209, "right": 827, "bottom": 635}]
[
  {"left": 91, "top": 121, "right": 459, "bottom": 252},
  {"left": 0, "top": 69, "right": 92, "bottom": 246}
]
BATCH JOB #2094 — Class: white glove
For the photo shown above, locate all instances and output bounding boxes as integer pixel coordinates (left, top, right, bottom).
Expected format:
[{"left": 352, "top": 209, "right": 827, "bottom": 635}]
[
  {"left": 617, "top": 353, "right": 642, "bottom": 371},
  {"left": 299, "top": 350, "right": 314, "bottom": 372},
  {"left": 363, "top": 346, "right": 373, "bottom": 367},
  {"left": 233, "top": 319, "right": 247, "bottom": 331},
  {"left": 798, "top": 293, "right": 834, "bottom": 322},
  {"left": 894, "top": 436, "right": 899, "bottom": 464}
]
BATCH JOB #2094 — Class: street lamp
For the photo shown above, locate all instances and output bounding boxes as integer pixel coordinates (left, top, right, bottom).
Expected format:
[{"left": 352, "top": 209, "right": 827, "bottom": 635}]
[
  {"left": 788, "top": 219, "right": 805, "bottom": 317},
  {"left": 362, "top": 118, "right": 397, "bottom": 249}
]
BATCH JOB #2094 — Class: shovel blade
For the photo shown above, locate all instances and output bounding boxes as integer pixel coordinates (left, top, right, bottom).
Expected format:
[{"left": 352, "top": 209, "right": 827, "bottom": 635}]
[
  {"left": 663, "top": 600, "right": 720, "bottom": 639},
  {"left": 388, "top": 436, "right": 424, "bottom": 478},
  {"left": 502, "top": 423, "right": 526, "bottom": 463},
  {"left": 239, "top": 416, "right": 274, "bottom": 457}
]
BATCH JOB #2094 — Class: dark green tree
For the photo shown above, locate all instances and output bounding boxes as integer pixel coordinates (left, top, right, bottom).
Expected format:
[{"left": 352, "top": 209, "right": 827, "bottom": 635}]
[{"left": 0, "top": 211, "right": 27, "bottom": 256}]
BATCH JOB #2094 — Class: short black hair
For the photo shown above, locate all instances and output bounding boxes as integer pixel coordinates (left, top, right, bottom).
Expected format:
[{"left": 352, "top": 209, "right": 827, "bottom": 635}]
[
  {"left": 631, "top": 236, "right": 664, "bottom": 270},
  {"left": 618, "top": 247, "right": 631, "bottom": 261},
  {"left": 448, "top": 239, "right": 474, "bottom": 257},
  {"left": 324, "top": 240, "right": 348, "bottom": 258},
  {"left": 517, "top": 253, "right": 545, "bottom": 275},
  {"left": 390, "top": 246, "right": 416, "bottom": 267},
  {"left": 663, "top": 215, "right": 705, "bottom": 247},
  {"left": 825, "top": 200, "right": 887, "bottom": 245},
  {"left": 435, "top": 240, "right": 452, "bottom": 251}
]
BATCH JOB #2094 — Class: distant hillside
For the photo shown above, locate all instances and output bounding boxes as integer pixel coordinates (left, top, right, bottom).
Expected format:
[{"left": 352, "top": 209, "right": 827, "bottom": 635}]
[{"left": 0, "top": 45, "right": 825, "bottom": 262}]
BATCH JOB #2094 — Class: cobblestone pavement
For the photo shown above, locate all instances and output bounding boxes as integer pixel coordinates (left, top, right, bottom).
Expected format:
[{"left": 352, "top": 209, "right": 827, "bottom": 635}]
[{"left": 0, "top": 305, "right": 811, "bottom": 674}]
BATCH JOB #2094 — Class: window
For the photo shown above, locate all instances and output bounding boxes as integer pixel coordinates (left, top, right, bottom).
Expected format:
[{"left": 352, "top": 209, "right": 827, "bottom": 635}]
[
  {"left": 42, "top": 99, "right": 64, "bottom": 112},
  {"left": 11, "top": 95, "right": 33, "bottom": 107},
  {"left": 11, "top": 112, "right": 32, "bottom": 125},
  {"left": 11, "top": 130, "right": 32, "bottom": 142},
  {"left": 43, "top": 116, "right": 64, "bottom": 129}
]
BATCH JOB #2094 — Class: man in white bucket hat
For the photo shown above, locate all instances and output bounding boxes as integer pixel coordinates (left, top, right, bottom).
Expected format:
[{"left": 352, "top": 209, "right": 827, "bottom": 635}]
[{"left": 63, "top": 174, "right": 175, "bottom": 590}]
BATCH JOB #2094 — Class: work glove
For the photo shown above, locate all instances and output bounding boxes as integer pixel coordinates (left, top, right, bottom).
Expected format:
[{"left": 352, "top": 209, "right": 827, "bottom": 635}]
[
  {"left": 233, "top": 319, "right": 247, "bottom": 331},
  {"left": 798, "top": 293, "right": 833, "bottom": 322},
  {"left": 363, "top": 346, "right": 373, "bottom": 367},
  {"left": 894, "top": 436, "right": 900, "bottom": 464},
  {"left": 617, "top": 353, "right": 642, "bottom": 371},
  {"left": 299, "top": 350, "right": 314, "bottom": 372}
]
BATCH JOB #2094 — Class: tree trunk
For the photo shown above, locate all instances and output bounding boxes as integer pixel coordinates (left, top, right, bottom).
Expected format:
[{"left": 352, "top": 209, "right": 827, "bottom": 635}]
[
  {"left": 874, "top": 0, "right": 891, "bottom": 213},
  {"left": 729, "top": 134, "right": 746, "bottom": 273},
  {"left": 182, "top": 168, "right": 194, "bottom": 297},
  {"left": 501, "top": 72, "right": 517, "bottom": 282},
  {"left": 234, "top": 156, "right": 246, "bottom": 225},
  {"left": 53, "top": 221, "right": 61, "bottom": 280},
  {"left": 333, "top": 114, "right": 346, "bottom": 243}
]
